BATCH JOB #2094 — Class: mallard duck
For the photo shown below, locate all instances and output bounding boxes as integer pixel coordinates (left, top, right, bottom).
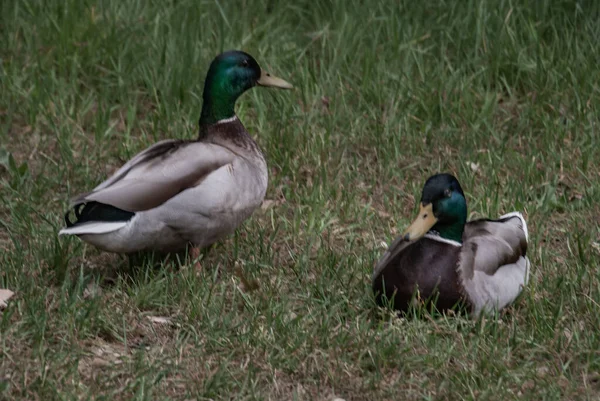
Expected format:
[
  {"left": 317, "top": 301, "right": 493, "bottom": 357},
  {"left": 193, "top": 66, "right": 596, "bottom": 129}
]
[
  {"left": 372, "top": 173, "right": 530, "bottom": 317},
  {"left": 59, "top": 50, "right": 293, "bottom": 254}
]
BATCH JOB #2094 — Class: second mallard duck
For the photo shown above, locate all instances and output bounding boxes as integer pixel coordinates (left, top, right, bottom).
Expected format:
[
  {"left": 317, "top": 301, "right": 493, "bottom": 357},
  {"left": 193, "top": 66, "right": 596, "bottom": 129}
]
[
  {"left": 59, "top": 50, "right": 292, "bottom": 254},
  {"left": 372, "top": 173, "right": 530, "bottom": 317}
]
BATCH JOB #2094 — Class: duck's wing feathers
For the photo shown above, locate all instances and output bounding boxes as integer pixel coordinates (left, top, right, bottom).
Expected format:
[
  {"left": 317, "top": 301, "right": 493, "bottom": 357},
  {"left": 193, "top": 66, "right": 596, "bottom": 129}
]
[
  {"left": 458, "top": 212, "right": 530, "bottom": 315},
  {"left": 460, "top": 212, "right": 528, "bottom": 277},
  {"left": 72, "top": 140, "right": 236, "bottom": 212}
]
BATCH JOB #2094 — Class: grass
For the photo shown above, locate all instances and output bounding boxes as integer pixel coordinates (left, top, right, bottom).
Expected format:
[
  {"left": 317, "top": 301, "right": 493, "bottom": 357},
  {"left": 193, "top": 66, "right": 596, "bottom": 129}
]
[{"left": 1, "top": 0, "right": 600, "bottom": 399}]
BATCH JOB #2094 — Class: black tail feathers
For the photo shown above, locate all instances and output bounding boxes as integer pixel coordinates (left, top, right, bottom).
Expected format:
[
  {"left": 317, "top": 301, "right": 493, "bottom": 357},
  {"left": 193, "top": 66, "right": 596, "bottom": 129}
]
[{"left": 64, "top": 201, "right": 135, "bottom": 227}]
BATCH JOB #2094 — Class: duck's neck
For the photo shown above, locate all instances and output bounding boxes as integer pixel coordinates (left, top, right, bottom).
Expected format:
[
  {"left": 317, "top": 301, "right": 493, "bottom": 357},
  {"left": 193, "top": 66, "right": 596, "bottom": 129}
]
[
  {"left": 431, "top": 221, "right": 464, "bottom": 243},
  {"left": 429, "top": 192, "right": 467, "bottom": 243},
  {"left": 199, "top": 74, "right": 241, "bottom": 126},
  {"left": 200, "top": 95, "right": 237, "bottom": 126}
]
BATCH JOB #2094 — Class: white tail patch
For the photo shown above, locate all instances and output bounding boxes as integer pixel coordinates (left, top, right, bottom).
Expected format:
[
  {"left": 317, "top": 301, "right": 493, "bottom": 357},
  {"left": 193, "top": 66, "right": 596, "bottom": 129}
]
[
  {"left": 499, "top": 211, "right": 529, "bottom": 241},
  {"left": 59, "top": 221, "right": 128, "bottom": 235}
]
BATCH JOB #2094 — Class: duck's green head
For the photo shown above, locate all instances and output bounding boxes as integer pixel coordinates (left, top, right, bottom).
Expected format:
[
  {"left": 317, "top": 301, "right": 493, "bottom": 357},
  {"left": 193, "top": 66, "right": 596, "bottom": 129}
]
[
  {"left": 200, "top": 50, "right": 293, "bottom": 125},
  {"left": 403, "top": 173, "right": 468, "bottom": 243}
]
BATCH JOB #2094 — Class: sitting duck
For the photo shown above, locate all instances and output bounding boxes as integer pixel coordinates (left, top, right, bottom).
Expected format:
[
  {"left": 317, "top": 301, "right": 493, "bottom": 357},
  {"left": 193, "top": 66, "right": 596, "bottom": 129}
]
[{"left": 372, "top": 173, "right": 530, "bottom": 317}]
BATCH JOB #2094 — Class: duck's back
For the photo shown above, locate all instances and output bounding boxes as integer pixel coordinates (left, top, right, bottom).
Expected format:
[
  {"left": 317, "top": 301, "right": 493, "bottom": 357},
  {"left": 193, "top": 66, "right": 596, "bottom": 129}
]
[{"left": 372, "top": 237, "right": 466, "bottom": 313}]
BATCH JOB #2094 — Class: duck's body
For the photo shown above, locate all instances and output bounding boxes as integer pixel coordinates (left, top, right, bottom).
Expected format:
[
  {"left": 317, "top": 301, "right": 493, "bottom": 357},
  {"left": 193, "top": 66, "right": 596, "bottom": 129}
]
[
  {"left": 61, "top": 117, "right": 267, "bottom": 253},
  {"left": 59, "top": 51, "right": 292, "bottom": 254},
  {"left": 373, "top": 234, "right": 465, "bottom": 312},
  {"left": 373, "top": 174, "right": 530, "bottom": 317}
]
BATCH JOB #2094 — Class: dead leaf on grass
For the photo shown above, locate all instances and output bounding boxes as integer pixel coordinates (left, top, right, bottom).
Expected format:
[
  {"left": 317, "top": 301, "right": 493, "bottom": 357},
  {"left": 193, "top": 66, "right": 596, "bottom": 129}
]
[
  {"left": 90, "top": 357, "right": 111, "bottom": 368},
  {"left": 83, "top": 282, "right": 102, "bottom": 299},
  {"left": 147, "top": 316, "right": 172, "bottom": 325},
  {"left": 377, "top": 240, "right": 389, "bottom": 250},
  {"left": 261, "top": 199, "right": 277, "bottom": 210},
  {"left": 536, "top": 366, "right": 549, "bottom": 378},
  {"left": 467, "top": 161, "right": 480, "bottom": 173},
  {"left": 260, "top": 198, "right": 287, "bottom": 213},
  {"left": 373, "top": 207, "right": 391, "bottom": 219},
  {"left": 0, "top": 289, "right": 14, "bottom": 309},
  {"left": 234, "top": 264, "right": 260, "bottom": 292},
  {"left": 78, "top": 340, "right": 128, "bottom": 378}
]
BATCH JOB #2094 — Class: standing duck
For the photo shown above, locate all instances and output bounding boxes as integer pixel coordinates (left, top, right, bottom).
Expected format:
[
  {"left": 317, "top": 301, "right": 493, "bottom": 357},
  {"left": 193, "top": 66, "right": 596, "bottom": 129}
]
[
  {"left": 59, "top": 50, "right": 293, "bottom": 254},
  {"left": 372, "top": 173, "right": 530, "bottom": 317}
]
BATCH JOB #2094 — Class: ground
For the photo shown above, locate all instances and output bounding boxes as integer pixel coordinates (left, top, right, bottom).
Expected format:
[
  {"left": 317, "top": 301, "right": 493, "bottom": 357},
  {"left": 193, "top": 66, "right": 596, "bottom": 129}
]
[{"left": 1, "top": 0, "right": 600, "bottom": 400}]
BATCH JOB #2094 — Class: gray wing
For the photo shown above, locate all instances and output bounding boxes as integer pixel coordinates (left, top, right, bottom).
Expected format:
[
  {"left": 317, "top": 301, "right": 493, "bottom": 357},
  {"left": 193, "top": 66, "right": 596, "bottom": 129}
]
[
  {"left": 72, "top": 140, "right": 236, "bottom": 212},
  {"left": 458, "top": 212, "right": 530, "bottom": 316},
  {"left": 459, "top": 212, "right": 528, "bottom": 279},
  {"left": 372, "top": 235, "right": 412, "bottom": 282}
]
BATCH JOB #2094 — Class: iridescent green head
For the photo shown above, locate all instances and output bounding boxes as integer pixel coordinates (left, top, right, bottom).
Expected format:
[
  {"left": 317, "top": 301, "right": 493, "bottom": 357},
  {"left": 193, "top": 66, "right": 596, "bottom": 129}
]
[
  {"left": 199, "top": 50, "right": 293, "bottom": 125},
  {"left": 403, "top": 173, "right": 468, "bottom": 243}
]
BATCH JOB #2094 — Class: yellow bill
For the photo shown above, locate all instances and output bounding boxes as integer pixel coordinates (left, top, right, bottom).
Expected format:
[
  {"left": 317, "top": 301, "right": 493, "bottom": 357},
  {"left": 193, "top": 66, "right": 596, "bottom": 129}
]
[
  {"left": 257, "top": 70, "right": 293, "bottom": 89},
  {"left": 403, "top": 203, "right": 438, "bottom": 241}
]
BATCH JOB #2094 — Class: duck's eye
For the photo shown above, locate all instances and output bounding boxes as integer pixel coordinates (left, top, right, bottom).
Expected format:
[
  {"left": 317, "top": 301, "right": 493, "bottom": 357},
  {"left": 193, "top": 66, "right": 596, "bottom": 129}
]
[
  {"left": 444, "top": 189, "right": 452, "bottom": 198},
  {"left": 240, "top": 59, "right": 249, "bottom": 67}
]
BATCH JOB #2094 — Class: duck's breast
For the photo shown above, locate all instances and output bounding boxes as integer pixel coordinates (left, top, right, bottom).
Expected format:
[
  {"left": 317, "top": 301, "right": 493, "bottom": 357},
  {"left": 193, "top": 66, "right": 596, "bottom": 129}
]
[{"left": 373, "top": 237, "right": 466, "bottom": 313}]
